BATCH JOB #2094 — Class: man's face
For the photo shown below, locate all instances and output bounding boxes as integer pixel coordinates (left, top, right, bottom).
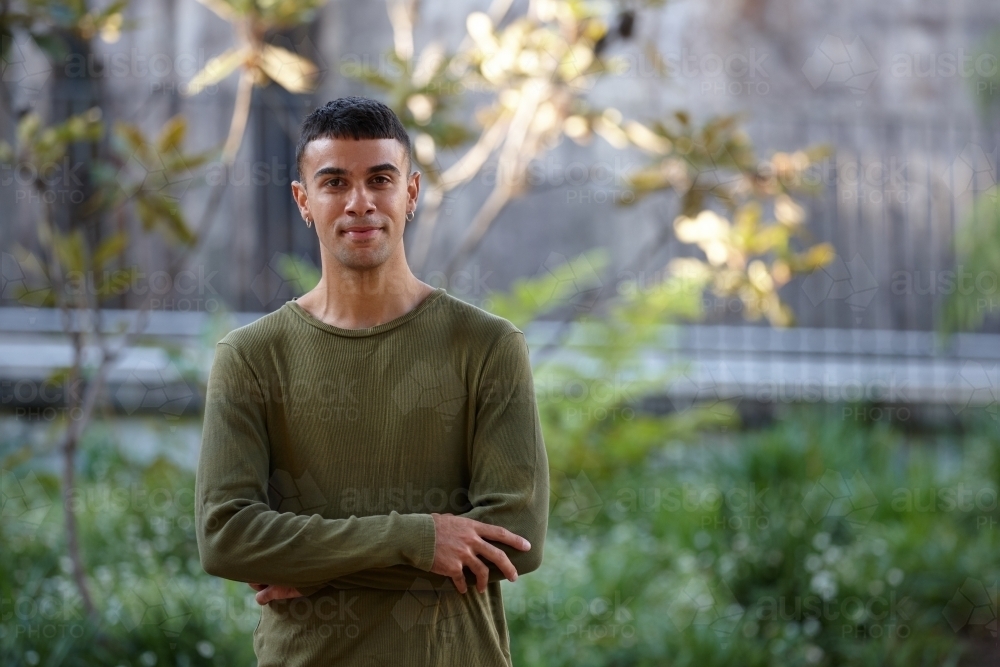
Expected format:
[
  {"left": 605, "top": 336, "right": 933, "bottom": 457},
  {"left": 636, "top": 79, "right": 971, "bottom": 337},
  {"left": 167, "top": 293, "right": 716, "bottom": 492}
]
[{"left": 292, "top": 137, "right": 419, "bottom": 272}]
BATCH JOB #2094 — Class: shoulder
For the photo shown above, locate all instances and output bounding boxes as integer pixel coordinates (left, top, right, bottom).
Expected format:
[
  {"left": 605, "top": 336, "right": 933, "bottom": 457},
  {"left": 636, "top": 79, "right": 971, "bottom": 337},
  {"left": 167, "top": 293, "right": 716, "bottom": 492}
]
[
  {"left": 216, "top": 306, "right": 295, "bottom": 358},
  {"left": 433, "top": 291, "right": 523, "bottom": 348},
  {"left": 430, "top": 294, "right": 533, "bottom": 386}
]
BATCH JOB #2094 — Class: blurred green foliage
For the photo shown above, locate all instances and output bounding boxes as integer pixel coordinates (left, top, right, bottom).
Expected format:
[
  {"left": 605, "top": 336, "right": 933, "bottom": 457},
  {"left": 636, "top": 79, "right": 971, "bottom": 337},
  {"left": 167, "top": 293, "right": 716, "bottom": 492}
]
[
  {"left": 969, "top": 29, "right": 1000, "bottom": 115},
  {"left": 942, "top": 188, "right": 1000, "bottom": 334},
  {"left": 505, "top": 407, "right": 1000, "bottom": 666},
  {"left": 0, "top": 110, "right": 212, "bottom": 308},
  {"left": 3, "top": 407, "right": 997, "bottom": 665},
  {"left": 4, "top": 258, "right": 1000, "bottom": 664},
  {"left": 1, "top": 422, "right": 258, "bottom": 666}
]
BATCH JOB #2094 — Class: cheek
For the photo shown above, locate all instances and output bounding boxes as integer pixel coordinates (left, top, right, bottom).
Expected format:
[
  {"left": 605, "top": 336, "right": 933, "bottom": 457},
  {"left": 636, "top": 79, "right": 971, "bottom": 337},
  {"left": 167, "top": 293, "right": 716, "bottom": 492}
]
[
  {"left": 311, "top": 195, "right": 346, "bottom": 218},
  {"left": 380, "top": 190, "right": 406, "bottom": 208}
]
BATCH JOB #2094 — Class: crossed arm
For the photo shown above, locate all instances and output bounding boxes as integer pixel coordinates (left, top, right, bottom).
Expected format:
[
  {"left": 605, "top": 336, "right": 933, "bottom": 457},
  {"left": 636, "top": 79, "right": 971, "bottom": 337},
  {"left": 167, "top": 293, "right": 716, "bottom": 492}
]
[{"left": 195, "top": 332, "right": 549, "bottom": 599}]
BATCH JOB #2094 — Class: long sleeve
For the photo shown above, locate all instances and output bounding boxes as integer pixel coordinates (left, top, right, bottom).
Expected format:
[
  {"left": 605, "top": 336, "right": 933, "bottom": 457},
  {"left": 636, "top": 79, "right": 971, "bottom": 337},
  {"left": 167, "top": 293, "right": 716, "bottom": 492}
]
[
  {"left": 309, "top": 330, "right": 549, "bottom": 592},
  {"left": 195, "top": 342, "right": 437, "bottom": 590},
  {"left": 460, "top": 330, "right": 549, "bottom": 579}
]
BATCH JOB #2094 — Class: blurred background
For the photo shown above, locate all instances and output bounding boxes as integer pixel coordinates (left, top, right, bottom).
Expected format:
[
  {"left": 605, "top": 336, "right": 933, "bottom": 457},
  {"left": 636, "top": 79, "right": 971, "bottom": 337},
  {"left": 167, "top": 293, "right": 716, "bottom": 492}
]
[{"left": 2, "top": 0, "right": 1000, "bottom": 665}]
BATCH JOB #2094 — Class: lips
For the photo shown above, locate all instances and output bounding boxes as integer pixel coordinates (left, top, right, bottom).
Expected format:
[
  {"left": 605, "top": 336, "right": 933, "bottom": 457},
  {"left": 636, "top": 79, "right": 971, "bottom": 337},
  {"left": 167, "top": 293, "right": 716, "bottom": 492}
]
[{"left": 343, "top": 226, "right": 382, "bottom": 239}]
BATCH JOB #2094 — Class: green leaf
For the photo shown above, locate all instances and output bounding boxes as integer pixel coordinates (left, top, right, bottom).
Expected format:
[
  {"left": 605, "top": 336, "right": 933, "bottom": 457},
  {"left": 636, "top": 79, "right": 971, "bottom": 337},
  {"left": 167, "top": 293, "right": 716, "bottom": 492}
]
[
  {"left": 52, "top": 229, "right": 87, "bottom": 274},
  {"left": 156, "top": 116, "right": 187, "bottom": 154},
  {"left": 276, "top": 254, "right": 321, "bottom": 293},
  {"left": 138, "top": 193, "right": 197, "bottom": 245},
  {"left": 93, "top": 232, "right": 127, "bottom": 270},
  {"left": 486, "top": 248, "right": 609, "bottom": 328},
  {"left": 30, "top": 33, "right": 68, "bottom": 61}
]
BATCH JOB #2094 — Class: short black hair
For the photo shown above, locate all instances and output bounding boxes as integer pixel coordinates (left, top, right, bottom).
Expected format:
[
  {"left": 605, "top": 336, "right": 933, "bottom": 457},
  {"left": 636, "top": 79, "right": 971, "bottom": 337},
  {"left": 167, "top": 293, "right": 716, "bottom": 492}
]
[{"left": 295, "top": 96, "right": 413, "bottom": 182}]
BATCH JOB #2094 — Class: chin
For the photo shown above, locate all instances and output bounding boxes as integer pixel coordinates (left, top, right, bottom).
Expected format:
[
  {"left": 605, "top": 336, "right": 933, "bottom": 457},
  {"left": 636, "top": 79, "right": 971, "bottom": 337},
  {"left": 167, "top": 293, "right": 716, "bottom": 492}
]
[{"left": 335, "top": 247, "right": 393, "bottom": 271}]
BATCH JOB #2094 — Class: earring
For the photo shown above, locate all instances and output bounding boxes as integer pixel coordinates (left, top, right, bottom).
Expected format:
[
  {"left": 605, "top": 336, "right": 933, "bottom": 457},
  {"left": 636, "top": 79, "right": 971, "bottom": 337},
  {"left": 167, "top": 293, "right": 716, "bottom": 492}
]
[
  {"left": 405, "top": 210, "right": 414, "bottom": 222},
  {"left": 305, "top": 217, "right": 313, "bottom": 228}
]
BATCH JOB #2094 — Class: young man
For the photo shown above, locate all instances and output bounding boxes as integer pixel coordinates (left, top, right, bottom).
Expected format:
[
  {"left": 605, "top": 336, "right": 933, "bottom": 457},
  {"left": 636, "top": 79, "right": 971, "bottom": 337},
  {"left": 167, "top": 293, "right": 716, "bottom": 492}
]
[{"left": 195, "top": 96, "right": 549, "bottom": 666}]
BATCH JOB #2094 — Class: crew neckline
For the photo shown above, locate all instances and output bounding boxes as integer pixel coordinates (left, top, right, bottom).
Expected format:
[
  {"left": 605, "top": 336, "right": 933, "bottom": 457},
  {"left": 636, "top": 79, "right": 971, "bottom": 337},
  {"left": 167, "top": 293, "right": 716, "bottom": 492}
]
[{"left": 284, "top": 287, "right": 447, "bottom": 337}]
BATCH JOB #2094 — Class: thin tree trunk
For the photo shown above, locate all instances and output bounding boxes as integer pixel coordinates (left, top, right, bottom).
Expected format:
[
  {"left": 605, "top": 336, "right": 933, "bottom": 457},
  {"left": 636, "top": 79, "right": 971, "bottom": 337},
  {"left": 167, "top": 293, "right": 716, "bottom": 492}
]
[
  {"left": 57, "top": 283, "right": 97, "bottom": 619},
  {"left": 410, "top": 118, "right": 510, "bottom": 272},
  {"left": 443, "top": 182, "right": 513, "bottom": 278},
  {"left": 223, "top": 70, "right": 255, "bottom": 165},
  {"left": 62, "top": 405, "right": 96, "bottom": 618}
]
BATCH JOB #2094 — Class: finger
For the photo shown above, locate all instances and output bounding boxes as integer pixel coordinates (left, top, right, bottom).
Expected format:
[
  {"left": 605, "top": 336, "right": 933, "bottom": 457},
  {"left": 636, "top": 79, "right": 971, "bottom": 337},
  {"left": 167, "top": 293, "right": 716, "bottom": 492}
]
[
  {"left": 475, "top": 540, "right": 518, "bottom": 582},
  {"left": 451, "top": 574, "right": 468, "bottom": 594},
  {"left": 467, "top": 556, "right": 490, "bottom": 594},
  {"left": 256, "top": 586, "right": 290, "bottom": 605},
  {"left": 475, "top": 523, "right": 531, "bottom": 551}
]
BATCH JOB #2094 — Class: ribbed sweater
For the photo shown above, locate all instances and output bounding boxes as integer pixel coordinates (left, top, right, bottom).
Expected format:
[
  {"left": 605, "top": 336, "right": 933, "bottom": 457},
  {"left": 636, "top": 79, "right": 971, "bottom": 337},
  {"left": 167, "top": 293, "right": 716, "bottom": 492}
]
[{"left": 195, "top": 287, "right": 549, "bottom": 667}]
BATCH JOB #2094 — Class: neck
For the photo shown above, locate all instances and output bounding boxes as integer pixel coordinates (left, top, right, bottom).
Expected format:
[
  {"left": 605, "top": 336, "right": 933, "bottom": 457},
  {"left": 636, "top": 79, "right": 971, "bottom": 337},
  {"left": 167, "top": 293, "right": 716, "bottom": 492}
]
[{"left": 296, "top": 248, "right": 434, "bottom": 330}]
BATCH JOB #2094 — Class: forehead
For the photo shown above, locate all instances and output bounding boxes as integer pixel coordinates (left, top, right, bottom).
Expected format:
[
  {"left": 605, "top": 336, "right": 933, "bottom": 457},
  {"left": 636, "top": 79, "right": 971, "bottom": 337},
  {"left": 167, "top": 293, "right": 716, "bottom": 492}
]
[{"left": 301, "top": 137, "right": 406, "bottom": 173}]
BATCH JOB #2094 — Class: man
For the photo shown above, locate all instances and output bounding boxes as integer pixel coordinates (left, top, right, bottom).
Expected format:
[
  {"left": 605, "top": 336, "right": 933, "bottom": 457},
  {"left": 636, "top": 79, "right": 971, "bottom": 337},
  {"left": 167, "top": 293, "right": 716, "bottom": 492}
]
[{"left": 195, "top": 96, "right": 549, "bottom": 666}]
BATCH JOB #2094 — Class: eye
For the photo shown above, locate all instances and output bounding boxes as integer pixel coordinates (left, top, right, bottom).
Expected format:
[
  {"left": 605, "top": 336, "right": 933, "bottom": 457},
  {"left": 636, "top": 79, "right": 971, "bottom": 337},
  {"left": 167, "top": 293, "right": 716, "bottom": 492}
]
[
  {"left": 371, "top": 175, "right": 391, "bottom": 184},
  {"left": 324, "top": 177, "right": 344, "bottom": 187}
]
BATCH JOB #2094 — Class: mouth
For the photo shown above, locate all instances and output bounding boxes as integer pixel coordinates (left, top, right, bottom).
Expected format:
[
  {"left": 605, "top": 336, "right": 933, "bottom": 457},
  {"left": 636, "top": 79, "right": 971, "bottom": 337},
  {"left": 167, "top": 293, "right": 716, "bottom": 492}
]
[{"left": 342, "top": 226, "right": 382, "bottom": 240}]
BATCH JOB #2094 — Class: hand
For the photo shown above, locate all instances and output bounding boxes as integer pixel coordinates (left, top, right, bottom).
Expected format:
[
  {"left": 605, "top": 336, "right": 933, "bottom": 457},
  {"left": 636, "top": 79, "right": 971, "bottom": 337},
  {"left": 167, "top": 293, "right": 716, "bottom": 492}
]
[
  {"left": 429, "top": 513, "right": 531, "bottom": 594},
  {"left": 248, "top": 582, "right": 305, "bottom": 605}
]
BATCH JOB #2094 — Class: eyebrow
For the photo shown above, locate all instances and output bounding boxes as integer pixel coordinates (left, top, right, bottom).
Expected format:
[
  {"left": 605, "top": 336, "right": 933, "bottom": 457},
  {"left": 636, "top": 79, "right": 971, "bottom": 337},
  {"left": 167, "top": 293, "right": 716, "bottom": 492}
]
[
  {"left": 313, "top": 163, "right": 401, "bottom": 181},
  {"left": 367, "top": 163, "right": 401, "bottom": 176}
]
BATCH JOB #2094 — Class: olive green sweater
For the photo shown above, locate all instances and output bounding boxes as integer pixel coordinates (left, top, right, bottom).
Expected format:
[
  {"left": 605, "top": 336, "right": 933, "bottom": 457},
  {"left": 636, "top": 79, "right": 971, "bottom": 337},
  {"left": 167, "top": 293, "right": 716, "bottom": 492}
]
[{"left": 195, "top": 287, "right": 549, "bottom": 667}]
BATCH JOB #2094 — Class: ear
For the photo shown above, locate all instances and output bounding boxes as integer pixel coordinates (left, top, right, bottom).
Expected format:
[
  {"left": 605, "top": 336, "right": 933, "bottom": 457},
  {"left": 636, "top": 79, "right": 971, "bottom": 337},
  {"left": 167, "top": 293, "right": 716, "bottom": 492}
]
[
  {"left": 406, "top": 170, "right": 420, "bottom": 214},
  {"left": 291, "top": 180, "right": 311, "bottom": 223}
]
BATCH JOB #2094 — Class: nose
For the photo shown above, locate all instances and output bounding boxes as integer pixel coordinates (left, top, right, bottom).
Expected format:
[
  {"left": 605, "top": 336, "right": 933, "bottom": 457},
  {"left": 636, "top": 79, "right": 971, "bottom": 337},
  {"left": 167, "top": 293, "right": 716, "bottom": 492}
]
[{"left": 344, "top": 183, "right": 376, "bottom": 217}]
